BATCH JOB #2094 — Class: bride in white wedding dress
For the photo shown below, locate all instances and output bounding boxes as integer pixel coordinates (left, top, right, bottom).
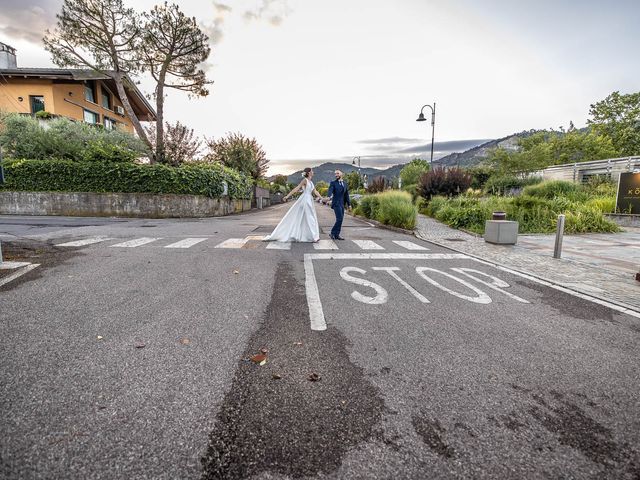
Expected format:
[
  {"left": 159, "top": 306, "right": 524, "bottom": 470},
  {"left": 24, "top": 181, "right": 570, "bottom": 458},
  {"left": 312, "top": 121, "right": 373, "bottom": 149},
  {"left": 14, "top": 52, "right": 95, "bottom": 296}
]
[{"left": 264, "top": 168, "right": 323, "bottom": 243}]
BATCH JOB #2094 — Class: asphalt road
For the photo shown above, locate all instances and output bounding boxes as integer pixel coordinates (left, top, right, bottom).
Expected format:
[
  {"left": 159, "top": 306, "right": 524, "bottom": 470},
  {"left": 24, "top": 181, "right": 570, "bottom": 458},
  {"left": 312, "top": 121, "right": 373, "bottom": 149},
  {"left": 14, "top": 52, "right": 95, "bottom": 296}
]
[{"left": 1, "top": 205, "right": 639, "bottom": 479}]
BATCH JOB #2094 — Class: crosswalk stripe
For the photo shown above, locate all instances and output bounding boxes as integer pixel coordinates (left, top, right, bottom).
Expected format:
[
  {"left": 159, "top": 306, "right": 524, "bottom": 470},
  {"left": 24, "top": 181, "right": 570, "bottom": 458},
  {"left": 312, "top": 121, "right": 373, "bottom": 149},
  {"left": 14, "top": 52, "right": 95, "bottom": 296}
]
[
  {"left": 352, "top": 240, "right": 385, "bottom": 250},
  {"left": 110, "top": 237, "right": 160, "bottom": 248},
  {"left": 313, "top": 239, "right": 338, "bottom": 250},
  {"left": 164, "top": 238, "right": 208, "bottom": 249},
  {"left": 57, "top": 236, "right": 112, "bottom": 247},
  {"left": 266, "top": 241, "right": 292, "bottom": 250},
  {"left": 393, "top": 240, "right": 429, "bottom": 251},
  {"left": 214, "top": 238, "right": 249, "bottom": 249}
]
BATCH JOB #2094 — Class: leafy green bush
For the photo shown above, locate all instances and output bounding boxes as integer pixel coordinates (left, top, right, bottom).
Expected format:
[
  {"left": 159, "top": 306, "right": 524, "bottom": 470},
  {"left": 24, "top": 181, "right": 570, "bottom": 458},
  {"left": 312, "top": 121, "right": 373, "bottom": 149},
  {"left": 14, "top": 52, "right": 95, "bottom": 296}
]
[
  {"left": 356, "top": 191, "right": 417, "bottom": 230},
  {"left": 0, "top": 159, "right": 252, "bottom": 199},
  {"left": 0, "top": 113, "right": 148, "bottom": 162},
  {"left": 522, "top": 180, "right": 584, "bottom": 200}
]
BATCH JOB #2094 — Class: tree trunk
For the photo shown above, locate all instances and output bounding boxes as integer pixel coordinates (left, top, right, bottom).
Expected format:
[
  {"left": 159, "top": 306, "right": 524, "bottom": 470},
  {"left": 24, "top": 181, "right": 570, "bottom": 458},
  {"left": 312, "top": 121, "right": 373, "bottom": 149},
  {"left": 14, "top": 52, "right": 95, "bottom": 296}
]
[
  {"left": 112, "top": 72, "right": 154, "bottom": 162},
  {"left": 155, "top": 80, "right": 165, "bottom": 164}
]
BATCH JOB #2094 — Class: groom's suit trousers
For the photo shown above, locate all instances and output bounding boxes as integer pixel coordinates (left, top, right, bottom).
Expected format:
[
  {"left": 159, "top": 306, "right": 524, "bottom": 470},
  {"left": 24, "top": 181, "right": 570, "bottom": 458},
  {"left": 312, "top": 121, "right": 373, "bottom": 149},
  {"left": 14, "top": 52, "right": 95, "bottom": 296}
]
[{"left": 331, "top": 205, "right": 344, "bottom": 237}]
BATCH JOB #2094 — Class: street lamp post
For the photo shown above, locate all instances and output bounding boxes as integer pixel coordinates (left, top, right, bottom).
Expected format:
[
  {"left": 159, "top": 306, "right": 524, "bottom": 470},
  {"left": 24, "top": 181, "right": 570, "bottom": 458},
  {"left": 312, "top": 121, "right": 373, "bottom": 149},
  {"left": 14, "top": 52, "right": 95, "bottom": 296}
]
[
  {"left": 352, "top": 156, "right": 361, "bottom": 189},
  {"left": 416, "top": 102, "right": 436, "bottom": 165}
]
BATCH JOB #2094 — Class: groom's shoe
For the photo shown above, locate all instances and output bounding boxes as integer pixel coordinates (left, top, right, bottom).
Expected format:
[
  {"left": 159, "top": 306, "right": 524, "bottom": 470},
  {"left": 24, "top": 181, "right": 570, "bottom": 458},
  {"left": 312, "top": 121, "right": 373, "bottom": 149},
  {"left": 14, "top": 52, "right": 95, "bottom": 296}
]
[{"left": 336, "top": 235, "right": 345, "bottom": 240}]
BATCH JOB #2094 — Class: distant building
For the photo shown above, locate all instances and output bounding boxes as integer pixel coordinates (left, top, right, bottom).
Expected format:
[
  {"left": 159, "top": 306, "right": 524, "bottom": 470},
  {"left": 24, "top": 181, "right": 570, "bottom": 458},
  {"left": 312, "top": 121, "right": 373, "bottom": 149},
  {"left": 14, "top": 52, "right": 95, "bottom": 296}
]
[
  {"left": 542, "top": 157, "right": 640, "bottom": 183},
  {"left": 0, "top": 41, "right": 155, "bottom": 133}
]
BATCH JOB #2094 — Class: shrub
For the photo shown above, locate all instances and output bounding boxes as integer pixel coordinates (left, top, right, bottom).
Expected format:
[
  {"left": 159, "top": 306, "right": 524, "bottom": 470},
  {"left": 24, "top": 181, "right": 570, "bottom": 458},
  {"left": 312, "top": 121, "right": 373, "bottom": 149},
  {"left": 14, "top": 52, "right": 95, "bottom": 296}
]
[
  {"left": 0, "top": 159, "right": 252, "bottom": 199},
  {"left": 0, "top": 113, "right": 148, "bottom": 162},
  {"left": 467, "top": 165, "right": 494, "bottom": 190},
  {"left": 356, "top": 191, "right": 417, "bottom": 230},
  {"left": 522, "top": 180, "right": 583, "bottom": 200},
  {"left": 366, "top": 176, "right": 387, "bottom": 193},
  {"left": 418, "top": 166, "right": 471, "bottom": 199},
  {"left": 400, "top": 158, "right": 430, "bottom": 190}
]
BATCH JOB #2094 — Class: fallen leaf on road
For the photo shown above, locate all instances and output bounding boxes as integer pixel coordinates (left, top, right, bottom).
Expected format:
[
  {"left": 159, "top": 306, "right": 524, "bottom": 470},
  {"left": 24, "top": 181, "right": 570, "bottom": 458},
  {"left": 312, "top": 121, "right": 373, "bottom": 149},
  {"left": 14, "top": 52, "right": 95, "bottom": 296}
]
[
  {"left": 294, "top": 342, "right": 303, "bottom": 346},
  {"left": 272, "top": 373, "right": 282, "bottom": 380},
  {"left": 134, "top": 342, "right": 146, "bottom": 349},
  {"left": 96, "top": 335, "right": 103, "bottom": 340},
  {"left": 307, "top": 372, "right": 321, "bottom": 382},
  {"left": 179, "top": 338, "right": 190, "bottom": 345},
  {"left": 260, "top": 347, "right": 269, "bottom": 354},
  {"left": 259, "top": 359, "right": 267, "bottom": 366},
  {"left": 250, "top": 353, "right": 267, "bottom": 363},
  {"left": 233, "top": 270, "right": 240, "bottom": 275}
]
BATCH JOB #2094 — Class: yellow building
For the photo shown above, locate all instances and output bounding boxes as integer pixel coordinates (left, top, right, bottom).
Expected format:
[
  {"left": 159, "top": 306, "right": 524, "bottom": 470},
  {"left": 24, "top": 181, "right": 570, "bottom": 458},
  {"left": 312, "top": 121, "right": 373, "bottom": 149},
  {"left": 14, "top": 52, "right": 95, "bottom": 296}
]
[{"left": 0, "top": 42, "right": 156, "bottom": 133}]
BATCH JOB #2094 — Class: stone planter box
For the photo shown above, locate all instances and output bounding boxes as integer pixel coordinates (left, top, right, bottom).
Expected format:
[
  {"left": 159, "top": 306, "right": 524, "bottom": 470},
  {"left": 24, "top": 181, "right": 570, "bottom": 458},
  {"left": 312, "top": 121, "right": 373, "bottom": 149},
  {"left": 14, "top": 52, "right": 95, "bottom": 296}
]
[
  {"left": 0, "top": 191, "right": 252, "bottom": 218},
  {"left": 484, "top": 220, "right": 519, "bottom": 245}
]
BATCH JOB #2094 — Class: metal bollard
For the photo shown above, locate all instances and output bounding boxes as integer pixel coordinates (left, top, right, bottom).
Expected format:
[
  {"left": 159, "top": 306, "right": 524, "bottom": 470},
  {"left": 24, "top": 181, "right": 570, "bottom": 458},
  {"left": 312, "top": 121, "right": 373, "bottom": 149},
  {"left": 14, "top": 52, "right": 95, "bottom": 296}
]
[{"left": 553, "top": 214, "right": 565, "bottom": 259}]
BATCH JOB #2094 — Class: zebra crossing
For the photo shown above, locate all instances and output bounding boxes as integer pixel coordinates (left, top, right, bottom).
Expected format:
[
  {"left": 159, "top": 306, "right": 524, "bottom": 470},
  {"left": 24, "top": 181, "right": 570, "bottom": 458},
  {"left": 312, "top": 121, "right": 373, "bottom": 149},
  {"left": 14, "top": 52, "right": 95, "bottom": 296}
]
[{"left": 55, "top": 235, "right": 431, "bottom": 252}]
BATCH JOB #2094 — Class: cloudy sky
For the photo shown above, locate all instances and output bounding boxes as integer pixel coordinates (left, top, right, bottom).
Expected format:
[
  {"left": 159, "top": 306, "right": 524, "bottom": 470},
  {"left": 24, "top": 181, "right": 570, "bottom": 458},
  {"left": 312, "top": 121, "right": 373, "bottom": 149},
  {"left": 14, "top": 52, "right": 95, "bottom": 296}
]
[{"left": 1, "top": 0, "right": 639, "bottom": 174}]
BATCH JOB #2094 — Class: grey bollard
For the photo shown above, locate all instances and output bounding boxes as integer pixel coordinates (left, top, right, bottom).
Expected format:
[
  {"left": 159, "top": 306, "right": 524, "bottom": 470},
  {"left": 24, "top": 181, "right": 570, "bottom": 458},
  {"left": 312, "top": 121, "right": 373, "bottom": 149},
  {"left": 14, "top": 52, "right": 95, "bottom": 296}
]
[{"left": 553, "top": 214, "right": 565, "bottom": 259}]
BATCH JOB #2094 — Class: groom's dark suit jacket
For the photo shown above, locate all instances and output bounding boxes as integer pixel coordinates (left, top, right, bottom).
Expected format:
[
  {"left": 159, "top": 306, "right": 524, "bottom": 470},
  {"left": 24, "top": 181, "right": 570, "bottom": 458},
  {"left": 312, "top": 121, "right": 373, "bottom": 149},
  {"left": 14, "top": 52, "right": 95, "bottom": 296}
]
[{"left": 327, "top": 179, "right": 351, "bottom": 210}]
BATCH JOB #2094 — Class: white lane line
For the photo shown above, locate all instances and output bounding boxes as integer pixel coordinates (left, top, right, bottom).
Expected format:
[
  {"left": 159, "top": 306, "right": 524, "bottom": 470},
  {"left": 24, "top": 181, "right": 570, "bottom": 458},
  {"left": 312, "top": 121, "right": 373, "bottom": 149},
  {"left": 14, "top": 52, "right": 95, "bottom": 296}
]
[
  {"left": 0, "top": 261, "right": 32, "bottom": 270},
  {"left": 305, "top": 255, "right": 326, "bottom": 331},
  {"left": 0, "top": 264, "right": 40, "bottom": 288},
  {"left": 352, "top": 240, "right": 385, "bottom": 250},
  {"left": 57, "top": 236, "right": 112, "bottom": 247},
  {"left": 110, "top": 237, "right": 160, "bottom": 248},
  {"left": 164, "top": 238, "right": 208, "bottom": 249},
  {"left": 393, "top": 240, "right": 429, "bottom": 251},
  {"left": 214, "top": 238, "right": 249, "bottom": 249},
  {"left": 266, "top": 241, "right": 291, "bottom": 250},
  {"left": 313, "top": 239, "right": 338, "bottom": 250},
  {"left": 246, "top": 235, "right": 267, "bottom": 241}
]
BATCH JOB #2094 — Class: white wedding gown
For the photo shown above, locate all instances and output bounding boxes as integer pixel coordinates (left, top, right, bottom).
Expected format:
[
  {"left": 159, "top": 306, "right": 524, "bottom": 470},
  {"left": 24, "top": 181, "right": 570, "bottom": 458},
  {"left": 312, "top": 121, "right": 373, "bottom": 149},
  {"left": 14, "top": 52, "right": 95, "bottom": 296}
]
[{"left": 265, "top": 179, "right": 320, "bottom": 242}]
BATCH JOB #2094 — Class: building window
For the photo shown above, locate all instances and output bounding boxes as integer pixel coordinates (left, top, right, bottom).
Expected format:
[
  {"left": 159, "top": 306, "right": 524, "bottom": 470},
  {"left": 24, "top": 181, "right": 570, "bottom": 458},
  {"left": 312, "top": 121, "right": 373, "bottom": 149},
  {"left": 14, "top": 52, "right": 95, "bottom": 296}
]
[
  {"left": 83, "top": 109, "right": 99, "bottom": 124},
  {"left": 102, "top": 89, "right": 112, "bottom": 110},
  {"left": 29, "top": 95, "right": 45, "bottom": 114},
  {"left": 104, "top": 117, "right": 116, "bottom": 130},
  {"left": 84, "top": 82, "right": 96, "bottom": 103}
]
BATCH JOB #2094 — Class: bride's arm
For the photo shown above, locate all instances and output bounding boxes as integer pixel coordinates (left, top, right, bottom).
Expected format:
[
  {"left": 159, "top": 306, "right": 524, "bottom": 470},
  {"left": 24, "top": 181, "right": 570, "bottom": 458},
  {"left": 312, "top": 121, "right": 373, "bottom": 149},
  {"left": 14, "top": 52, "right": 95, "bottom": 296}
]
[
  {"left": 283, "top": 179, "right": 306, "bottom": 201},
  {"left": 312, "top": 188, "right": 323, "bottom": 200}
]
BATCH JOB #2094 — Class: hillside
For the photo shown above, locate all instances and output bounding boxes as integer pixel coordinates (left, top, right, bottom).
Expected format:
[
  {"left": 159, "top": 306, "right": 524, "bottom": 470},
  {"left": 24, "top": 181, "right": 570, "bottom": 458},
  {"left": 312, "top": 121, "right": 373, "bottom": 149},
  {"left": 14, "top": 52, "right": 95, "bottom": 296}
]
[
  {"left": 433, "top": 131, "right": 536, "bottom": 167},
  {"left": 284, "top": 162, "right": 404, "bottom": 184}
]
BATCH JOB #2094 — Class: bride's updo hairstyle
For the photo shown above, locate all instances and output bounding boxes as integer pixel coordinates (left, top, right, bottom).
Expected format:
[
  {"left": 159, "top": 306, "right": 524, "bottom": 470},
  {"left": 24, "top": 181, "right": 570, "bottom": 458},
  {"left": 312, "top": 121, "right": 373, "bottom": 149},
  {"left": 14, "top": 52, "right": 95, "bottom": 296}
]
[{"left": 302, "top": 167, "right": 312, "bottom": 178}]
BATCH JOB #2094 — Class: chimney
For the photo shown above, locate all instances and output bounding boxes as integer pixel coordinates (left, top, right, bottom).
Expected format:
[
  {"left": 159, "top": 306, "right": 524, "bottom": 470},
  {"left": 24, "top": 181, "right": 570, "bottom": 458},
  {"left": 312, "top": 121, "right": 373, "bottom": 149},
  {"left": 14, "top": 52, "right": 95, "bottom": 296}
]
[{"left": 0, "top": 42, "right": 17, "bottom": 69}]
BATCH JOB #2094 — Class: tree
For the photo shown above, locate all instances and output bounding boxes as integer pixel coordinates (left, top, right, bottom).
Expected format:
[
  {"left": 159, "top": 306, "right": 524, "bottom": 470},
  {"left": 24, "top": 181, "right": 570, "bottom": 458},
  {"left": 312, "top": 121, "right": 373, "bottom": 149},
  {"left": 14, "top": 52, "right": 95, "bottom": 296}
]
[
  {"left": 142, "top": 3, "right": 212, "bottom": 163},
  {"left": 400, "top": 158, "right": 430, "bottom": 188},
  {"left": 366, "top": 176, "right": 387, "bottom": 193},
  {"left": 43, "top": 0, "right": 151, "bottom": 151},
  {"left": 203, "top": 132, "right": 269, "bottom": 179},
  {"left": 344, "top": 170, "right": 362, "bottom": 191},
  {"left": 315, "top": 180, "right": 329, "bottom": 196},
  {"left": 145, "top": 121, "right": 202, "bottom": 166},
  {"left": 588, "top": 91, "right": 640, "bottom": 156}
]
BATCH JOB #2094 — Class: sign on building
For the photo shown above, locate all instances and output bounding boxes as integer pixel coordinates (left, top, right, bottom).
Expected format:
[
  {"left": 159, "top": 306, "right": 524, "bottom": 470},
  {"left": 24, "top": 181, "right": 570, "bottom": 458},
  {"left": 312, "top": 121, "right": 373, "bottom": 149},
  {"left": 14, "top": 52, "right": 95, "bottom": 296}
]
[{"left": 616, "top": 172, "right": 640, "bottom": 213}]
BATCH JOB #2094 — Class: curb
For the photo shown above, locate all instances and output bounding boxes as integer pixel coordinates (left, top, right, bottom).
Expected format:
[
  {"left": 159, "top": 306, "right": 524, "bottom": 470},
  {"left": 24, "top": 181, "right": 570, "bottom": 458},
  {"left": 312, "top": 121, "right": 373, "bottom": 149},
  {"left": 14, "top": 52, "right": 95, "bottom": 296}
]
[
  {"left": 414, "top": 231, "right": 640, "bottom": 317},
  {"left": 348, "top": 213, "right": 415, "bottom": 236}
]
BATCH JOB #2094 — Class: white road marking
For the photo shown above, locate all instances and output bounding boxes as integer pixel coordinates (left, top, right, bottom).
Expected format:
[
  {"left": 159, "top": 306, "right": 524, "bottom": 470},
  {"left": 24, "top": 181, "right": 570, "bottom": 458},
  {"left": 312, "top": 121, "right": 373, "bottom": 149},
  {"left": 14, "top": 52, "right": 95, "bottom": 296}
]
[
  {"left": 304, "top": 255, "right": 326, "bottom": 331},
  {"left": 372, "top": 267, "right": 430, "bottom": 303},
  {"left": 164, "top": 238, "right": 208, "bottom": 249},
  {"left": 57, "top": 236, "right": 112, "bottom": 247},
  {"left": 0, "top": 264, "right": 39, "bottom": 288},
  {"left": 313, "top": 239, "right": 338, "bottom": 250},
  {"left": 352, "top": 240, "right": 385, "bottom": 250},
  {"left": 246, "top": 235, "right": 267, "bottom": 241},
  {"left": 416, "top": 267, "right": 492, "bottom": 304},
  {"left": 214, "top": 238, "right": 249, "bottom": 249},
  {"left": 110, "top": 237, "right": 160, "bottom": 248},
  {"left": 309, "top": 253, "right": 468, "bottom": 260},
  {"left": 393, "top": 240, "right": 429, "bottom": 251},
  {"left": 0, "top": 261, "right": 32, "bottom": 270},
  {"left": 266, "top": 241, "right": 291, "bottom": 250},
  {"left": 340, "top": 267, "right": 389, "bottom": 304},
  {"left": 451, "top": 268, "right": 530, "bottom": 303}
]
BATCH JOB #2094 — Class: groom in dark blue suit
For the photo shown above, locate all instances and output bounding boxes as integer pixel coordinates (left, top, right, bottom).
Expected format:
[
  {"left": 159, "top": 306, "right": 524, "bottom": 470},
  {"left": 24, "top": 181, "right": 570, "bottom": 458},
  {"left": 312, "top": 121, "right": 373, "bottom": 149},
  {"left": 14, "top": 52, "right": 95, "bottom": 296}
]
[{"left": 326, "top": 170, "right": 351, "bottom": 240}]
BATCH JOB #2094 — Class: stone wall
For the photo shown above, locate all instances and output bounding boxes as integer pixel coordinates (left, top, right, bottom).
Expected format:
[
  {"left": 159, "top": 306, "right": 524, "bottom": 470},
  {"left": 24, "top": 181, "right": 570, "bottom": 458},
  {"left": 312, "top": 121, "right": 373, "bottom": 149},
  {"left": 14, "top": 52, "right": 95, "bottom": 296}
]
[
  {"left": 0, "top": 191, "right": 252, "bottom": 218},
  {"left": 604, "top": 213, "right": 640, "bottom": 228}
]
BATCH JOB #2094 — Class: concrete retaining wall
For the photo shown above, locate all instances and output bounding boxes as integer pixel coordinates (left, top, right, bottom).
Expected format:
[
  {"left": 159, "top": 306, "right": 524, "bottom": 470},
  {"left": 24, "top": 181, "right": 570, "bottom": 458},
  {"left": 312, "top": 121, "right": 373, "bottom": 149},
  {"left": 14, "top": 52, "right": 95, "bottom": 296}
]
[
  {"left": 604, "top": 213, "right": 640, "bottom": 228},
  {"left": 0, "top": 191, "right": 252, "bottom": 218}
]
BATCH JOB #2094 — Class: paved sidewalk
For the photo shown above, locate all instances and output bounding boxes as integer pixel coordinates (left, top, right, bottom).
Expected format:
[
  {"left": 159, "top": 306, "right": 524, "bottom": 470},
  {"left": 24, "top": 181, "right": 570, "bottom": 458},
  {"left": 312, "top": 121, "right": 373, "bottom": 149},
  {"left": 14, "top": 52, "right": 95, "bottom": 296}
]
[{"left": 415, "top": 215, "right": 640, "bottom": 313}]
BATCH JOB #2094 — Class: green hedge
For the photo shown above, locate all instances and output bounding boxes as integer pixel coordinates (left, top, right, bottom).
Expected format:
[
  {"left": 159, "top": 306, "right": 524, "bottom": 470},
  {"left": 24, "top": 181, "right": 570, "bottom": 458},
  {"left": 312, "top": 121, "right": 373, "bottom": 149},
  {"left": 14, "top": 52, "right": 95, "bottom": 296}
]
[{"left": 0, "top": 159, "right": 253, "bottom": 199}]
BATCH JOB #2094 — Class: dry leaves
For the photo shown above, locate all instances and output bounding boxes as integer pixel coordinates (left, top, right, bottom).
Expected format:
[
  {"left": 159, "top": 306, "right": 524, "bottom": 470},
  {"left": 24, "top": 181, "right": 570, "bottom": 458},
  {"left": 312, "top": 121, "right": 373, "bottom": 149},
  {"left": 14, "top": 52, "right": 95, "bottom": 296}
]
[
  {"left": 307, "top": 372, "right": 321, "bottom": 382},
  {"left": 134, "top": 342, "right": 146, "bottom": 349},
  {"left": 272, "top": 373, "right": 282, "bottom": 380},
  {"left": 179, "top": 338, "right": 190, "bottom": 345}
]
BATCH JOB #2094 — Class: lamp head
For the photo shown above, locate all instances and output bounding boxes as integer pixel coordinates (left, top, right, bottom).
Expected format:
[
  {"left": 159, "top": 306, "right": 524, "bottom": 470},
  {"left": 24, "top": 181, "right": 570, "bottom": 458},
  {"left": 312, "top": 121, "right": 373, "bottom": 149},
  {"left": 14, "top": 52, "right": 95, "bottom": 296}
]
[{"left": 416, "top": 112, "right": 426, "bottom": 122}]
